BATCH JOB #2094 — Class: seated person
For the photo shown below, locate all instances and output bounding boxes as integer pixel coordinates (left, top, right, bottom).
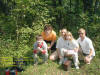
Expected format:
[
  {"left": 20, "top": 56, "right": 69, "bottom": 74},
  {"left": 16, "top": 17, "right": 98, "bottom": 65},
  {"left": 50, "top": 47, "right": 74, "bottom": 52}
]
[
  {"left": 77, "top": 28, "right": 95, "bottom": 64},
  {"left": 33, "top": 35, "right": 48, "bottom": 65},
  {"left": 41, "top": 24, "right": 56, "bottom": 51},
  {"left": 49, "top": 28, "right": 67, "bottom": 60},
  {"left": 59, "top": 31, "right": 79, "bottom": 69}
]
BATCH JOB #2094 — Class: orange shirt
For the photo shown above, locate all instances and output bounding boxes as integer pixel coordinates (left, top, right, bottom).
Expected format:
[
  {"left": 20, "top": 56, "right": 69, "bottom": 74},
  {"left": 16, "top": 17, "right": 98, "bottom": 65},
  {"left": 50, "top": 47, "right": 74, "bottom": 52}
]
[{"left": 41, "top": 30, "right": 56, "bottom": 41}]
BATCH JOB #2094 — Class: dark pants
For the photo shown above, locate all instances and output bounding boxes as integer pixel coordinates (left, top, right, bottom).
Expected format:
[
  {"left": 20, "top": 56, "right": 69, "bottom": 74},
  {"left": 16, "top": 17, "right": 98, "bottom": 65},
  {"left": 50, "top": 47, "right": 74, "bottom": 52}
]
[
  {"left": 83, "top": 53, "right": 89, "bottom": 56},
  {"left": 44, "top": 40, "right": 56, "bottom": 51}
]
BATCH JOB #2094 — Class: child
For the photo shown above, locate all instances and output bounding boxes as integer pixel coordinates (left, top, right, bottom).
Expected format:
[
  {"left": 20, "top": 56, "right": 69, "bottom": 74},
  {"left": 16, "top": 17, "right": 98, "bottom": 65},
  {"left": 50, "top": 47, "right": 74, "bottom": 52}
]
[
  {"left": 33, "top": 35, "right": 48, "bottom": 65},
  {"left": 59, "top": 31, "right": 79, "bottom": 69}
]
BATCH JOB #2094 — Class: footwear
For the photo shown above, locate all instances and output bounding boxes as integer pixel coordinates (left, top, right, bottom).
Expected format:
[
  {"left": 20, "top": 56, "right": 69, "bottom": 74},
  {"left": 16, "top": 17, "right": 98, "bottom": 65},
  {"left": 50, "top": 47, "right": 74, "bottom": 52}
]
[
  {"left": 42, "top": 60, "right": 48, "bottom": 64},
  {"left": 75, "top": 63, "right": 79, "bottom": 69},
  {"left": 59, "top": 58, "right": 64, "bottom": 65},
  {"left": 87, "top": 62, "right": 90, "bottom": 64},
  {"left": 34, "top": 61, "right": 38, "bottom": 66},
  {"left": 44, "top": 61, "right": 48, "bottom": 64},
  {"left": 59, "top": 61, "right": 63, "bottom": 65},
  {"left": 75, "top": 66, "right": 79, "bottom": 69}
]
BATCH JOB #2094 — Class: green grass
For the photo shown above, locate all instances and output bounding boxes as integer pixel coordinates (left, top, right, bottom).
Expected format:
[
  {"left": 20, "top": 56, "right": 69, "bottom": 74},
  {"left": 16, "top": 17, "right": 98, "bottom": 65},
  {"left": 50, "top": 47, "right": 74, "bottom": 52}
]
[
  {"left": 0, "top": 57, "right": 100, "bottom": 75},
  {"left": 19, "top": 57, "right": 100, "bottom": 75}
]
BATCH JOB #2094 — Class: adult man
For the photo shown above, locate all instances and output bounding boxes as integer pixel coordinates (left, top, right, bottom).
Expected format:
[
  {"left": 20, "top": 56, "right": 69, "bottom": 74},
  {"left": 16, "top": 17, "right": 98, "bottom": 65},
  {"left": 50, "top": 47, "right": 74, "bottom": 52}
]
[
  {"left": 49, "top": 28, "right": 67, "bottom": 61},
  {"left": 77, "top": 28, "right": 95, "bottom": 64}
]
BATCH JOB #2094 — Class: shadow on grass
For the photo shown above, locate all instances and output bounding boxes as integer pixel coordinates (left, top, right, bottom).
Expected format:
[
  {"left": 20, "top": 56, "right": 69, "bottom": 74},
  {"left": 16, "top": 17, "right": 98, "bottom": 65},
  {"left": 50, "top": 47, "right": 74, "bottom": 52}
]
[
  {"left": 79, "top": 60, "right": 86, "bottom": 68},
  {"left": 57, "top": 59, "right": 74, "bottom": 71},
  {"left": 57, "top": 58, "right": 86, "bottom": 71}
]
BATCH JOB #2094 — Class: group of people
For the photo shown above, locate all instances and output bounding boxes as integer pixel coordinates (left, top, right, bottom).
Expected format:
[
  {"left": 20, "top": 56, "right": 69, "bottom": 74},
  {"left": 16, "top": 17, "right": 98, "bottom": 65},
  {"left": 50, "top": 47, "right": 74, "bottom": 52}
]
[{"left": 33, "top": 25, "right": 95, "bottom": 69}]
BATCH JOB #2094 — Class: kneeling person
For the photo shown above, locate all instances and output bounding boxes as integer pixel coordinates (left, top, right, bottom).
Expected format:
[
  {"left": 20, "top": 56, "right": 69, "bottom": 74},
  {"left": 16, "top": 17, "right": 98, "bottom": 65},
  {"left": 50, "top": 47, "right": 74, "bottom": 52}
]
[
  {"left": 77, "top": 28, "right": 95, "bottom": 64},
  {"left": 33, "top": 35, "right": 48, "bottom": 65},
  {"left": 59, "top": 31, "right": 79, "bottom": 69}
]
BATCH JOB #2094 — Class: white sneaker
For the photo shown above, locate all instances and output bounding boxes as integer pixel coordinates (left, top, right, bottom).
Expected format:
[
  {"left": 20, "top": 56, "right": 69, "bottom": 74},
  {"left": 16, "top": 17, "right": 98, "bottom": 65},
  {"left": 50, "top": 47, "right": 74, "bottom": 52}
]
[
  {"left": 34, "top": 62, "right": 38, "bottom": 66},
  {"left": 59, "top": 58, "right": 64, "bottom": 65},
  {"left": 75, "top": 63, "right": 79, "bottom": 69},
  {"left": 87, "top": 62, "right": 90, "bottom": 64},
  {"left": 75, "top": 66, "right": 79, "bottom": 69}
]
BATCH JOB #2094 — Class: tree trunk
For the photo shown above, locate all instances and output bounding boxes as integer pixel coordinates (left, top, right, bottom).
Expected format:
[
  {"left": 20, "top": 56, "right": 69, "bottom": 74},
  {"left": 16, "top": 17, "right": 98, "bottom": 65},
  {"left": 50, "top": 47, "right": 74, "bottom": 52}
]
[
  {"left": 83, "top": 0, "right": 93, "bottom": 13},
  {"left": 70, "top": 0, "right": 72, "bottom": 12},
  {"left": 58, "top": 0, "right": 62, "bottom": 5},
  {"left": 52, "top": 0, "right": 56, "bottom": 6},
  {"left": 94, "top": 0, "right": 99, "bottom": 14},
  {"left": 75, "top": 0, "right": 80, "bottom": 14}
]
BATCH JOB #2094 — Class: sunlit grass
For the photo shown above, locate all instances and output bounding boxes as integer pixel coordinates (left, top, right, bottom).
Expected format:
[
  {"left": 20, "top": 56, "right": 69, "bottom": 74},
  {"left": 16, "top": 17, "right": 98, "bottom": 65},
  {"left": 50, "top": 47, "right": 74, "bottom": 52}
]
[
  {"left": 0, "top": 57, "right": 100, "bottom": 75},
  {"left": 18, "top": 57, "right": 100, "bottom": 75}
]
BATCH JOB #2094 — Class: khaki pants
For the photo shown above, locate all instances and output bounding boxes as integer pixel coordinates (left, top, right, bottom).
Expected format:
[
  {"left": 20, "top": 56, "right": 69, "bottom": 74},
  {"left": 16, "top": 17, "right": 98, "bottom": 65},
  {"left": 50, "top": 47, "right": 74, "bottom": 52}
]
[{"left": 78, "top": 49, "right": 93, "bottom": 61}]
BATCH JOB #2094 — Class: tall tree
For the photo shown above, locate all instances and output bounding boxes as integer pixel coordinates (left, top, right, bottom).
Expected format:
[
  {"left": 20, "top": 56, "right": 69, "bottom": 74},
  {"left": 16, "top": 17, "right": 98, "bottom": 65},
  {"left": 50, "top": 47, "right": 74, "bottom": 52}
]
[
  {"left": 83, "top": 0, "right": 93, "bottom": 13},
  {"left": 58, "top": 0, "right": 63, "bottom": 5},
  {"left": 75, "top": 0, "right": 80, "bottom": 14},
  {"left": 52, "top": 0, "right": 56, "bottom": 6},
  {"left": 94, "top": 0, "right": 99, "bottom": 14}
]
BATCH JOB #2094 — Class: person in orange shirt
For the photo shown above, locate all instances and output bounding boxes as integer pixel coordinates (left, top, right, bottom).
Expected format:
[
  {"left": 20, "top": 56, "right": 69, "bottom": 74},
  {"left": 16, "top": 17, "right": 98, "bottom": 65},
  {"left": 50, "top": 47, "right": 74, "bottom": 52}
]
[{"left": 41, "top": 25, "right": 56, "bottom": 51}]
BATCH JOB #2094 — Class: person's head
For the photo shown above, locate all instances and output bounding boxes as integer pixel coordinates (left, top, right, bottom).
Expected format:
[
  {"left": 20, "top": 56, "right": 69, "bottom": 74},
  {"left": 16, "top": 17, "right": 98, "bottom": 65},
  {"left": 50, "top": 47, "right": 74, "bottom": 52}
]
[
  {"left": 78, "top": 28, "right": 86, "bottom": 38},
  {"left": 36, "top": 35, "right": 43, "bottom": 43},
  {"left": 60, "top": 28, "right": 67, "bottom": 38},
  {"left": 66, "top": 31, "right": 73, "bottom": 41},
  {"left": 44, "top": 24, "right": 52, "bottom": 35}
]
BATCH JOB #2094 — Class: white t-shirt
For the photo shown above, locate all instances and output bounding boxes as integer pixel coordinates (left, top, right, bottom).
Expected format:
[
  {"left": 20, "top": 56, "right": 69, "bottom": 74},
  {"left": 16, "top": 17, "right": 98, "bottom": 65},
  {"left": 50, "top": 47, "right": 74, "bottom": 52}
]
[
  {"left": 77, "top": 36, "right": 95, "bottom": 56},
  {"left": 56, "top": 37, "right": 78, "bottom": 50},
  {"left": 56, "top": 37, "right": 67, "bottom": 49},
  {"left": 34, "top": 41, "right": 48, "bottom": 51},
  {"left": 65, "top": 39, "right": 79, "bottom": 50}
]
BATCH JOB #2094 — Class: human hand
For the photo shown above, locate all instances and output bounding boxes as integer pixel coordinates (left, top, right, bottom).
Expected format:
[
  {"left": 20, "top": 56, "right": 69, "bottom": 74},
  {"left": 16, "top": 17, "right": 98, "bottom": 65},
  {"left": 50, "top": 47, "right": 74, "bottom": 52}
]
[
  {"left": 74, "top": 49, "right": 78, "bottom": 52},
  {"left": 74, "top": 48, "right": 78, "bottom": 52},
  {"left": 48, "top": 46, "right": 51, "bottom": 50},
  {"left": 42, "top": 50, "right": 46, "bottom": 54},
  {"left": 87, "top": 55, "right": 90, "bottom": 58},
  {"left": 33, "top": 50, "right": 38, "bottom": 54}
]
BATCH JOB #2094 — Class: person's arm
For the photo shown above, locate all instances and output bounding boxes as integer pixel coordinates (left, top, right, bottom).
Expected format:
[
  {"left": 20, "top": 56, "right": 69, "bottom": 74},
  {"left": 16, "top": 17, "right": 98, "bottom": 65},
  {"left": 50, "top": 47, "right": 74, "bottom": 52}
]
[
  {"left": 73, "top": 40, "right": 79, "bottom": 52},
  {"left": 34, "top": 42, "right": 37, "bottom": 50},
  {"left": 56, "top": 48, "right": 61, "bottom": 58},
  {"left": 43, "top": 41, "right": 48, "bottom": 51},
  {"left": 48, "top": 40, "right": 55, "bottom": 49},
  {"left": 88, "top": 49, "right": 93, "bottom": 57},
  {"left": 87, "top": 39, "right": 94, "bottom": 57},
  {"left": 74, "top": 47, "right": 79, "bottom": 52},
  {"left": 48, "top": 31, "right": 56, "bottom": 49}
]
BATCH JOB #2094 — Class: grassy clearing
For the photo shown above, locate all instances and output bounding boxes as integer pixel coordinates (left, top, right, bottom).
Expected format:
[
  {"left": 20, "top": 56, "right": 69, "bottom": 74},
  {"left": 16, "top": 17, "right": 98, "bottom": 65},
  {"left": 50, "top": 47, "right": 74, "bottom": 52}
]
[
  {"left": 18, "top": 57, "right": 100, "bottom": 75},
  {"left": 0, "top": 57, "right": 100, "bottom": 75}
]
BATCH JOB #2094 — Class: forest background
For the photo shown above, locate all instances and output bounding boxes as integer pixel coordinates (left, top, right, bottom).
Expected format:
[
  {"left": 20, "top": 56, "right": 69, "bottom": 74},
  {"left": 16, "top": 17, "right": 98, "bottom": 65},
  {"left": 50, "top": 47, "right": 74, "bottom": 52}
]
[{"left": 0, "top": 0, "right": 100, "bottom": 75}]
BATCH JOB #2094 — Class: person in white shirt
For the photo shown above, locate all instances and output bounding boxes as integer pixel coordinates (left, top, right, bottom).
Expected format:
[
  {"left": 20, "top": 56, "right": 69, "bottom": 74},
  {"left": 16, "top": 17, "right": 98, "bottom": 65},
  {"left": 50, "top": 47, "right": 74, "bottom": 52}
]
[
  {"left": 77, "top": 28, "right": 95, "bottom": 64},
  {"left": 49, "top": 29, "right": 67, "bottom": 61},
  {"left": 59, "top": 31, "right": 79, "bottom": 69}
]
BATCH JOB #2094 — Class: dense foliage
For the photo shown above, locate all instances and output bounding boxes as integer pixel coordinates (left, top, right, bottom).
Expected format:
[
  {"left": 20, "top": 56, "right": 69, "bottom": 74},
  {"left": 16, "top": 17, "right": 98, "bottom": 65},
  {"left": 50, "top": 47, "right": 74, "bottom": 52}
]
[{"left": 0, "top": 0, "right": 100, "bottom": 67}]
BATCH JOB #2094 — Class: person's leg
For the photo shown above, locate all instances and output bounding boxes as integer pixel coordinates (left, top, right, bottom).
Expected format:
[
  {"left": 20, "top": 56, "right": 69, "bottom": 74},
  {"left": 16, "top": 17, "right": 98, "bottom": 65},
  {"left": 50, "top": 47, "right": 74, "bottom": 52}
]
[
  {"left": 59, "top": 48, "right": 68, "bottom": 65},
  {"left": 33, "top": 53, "right": 38, "bottom": 65},
  {"left": 67, "top": 50, "right": 79, "bottom": 69},
  {"left": 49, "top": 51, "right": 58, "bottom": 60},
  {"left": 72, "top": 52, "right": 79, "bottom": 69},
  {"left": 51, "top": 42, "right": 56, "bottom": 51},
  {"left": 78, "top": 49, "right": 84, "bottom": 60},
  {"left": 42, "top": 53, "right": 48, "bottom": 63}
]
